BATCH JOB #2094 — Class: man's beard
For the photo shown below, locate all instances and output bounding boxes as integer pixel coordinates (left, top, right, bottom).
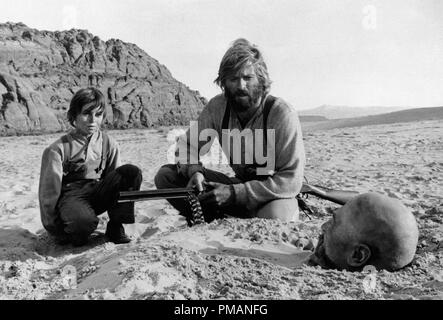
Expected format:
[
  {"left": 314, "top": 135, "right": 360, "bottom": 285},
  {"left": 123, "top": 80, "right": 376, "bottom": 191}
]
[
  {"left": 225, "top": 84, "right": 264, "bottom": 112},
  {"left": 309, "top": 233, "right": 338, "bottom": 269}
]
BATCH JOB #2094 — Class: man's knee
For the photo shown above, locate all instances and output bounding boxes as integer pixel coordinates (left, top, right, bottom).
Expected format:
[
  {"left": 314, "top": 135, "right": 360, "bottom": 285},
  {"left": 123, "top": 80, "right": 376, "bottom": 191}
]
[
  {"left": 256, "top": 198, "right": 299, "bottom": 222},
  {"left": 115, "top": 164, "right": 142, "bottom": 190},
  {"left": 154, "top": 164, "right": 182, "bottom": 189},
  {"left": 116, "top": 164, "right": 142, "bottom": 181}
]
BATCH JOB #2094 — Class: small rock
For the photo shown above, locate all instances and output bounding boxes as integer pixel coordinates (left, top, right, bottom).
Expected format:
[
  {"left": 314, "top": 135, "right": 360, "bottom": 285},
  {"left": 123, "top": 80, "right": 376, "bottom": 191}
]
[
  {"left": 304, "top": 239, "right": 316, "bottom": 251},
  {"left": 34, "top": 261, "right": 52, "bottom": 270},
  {"left": 413, "top": 208, "right": 426, "bottom": 216},
  {"left": 118, "top": 259, "right": 128, "bottom": 267},
  {"left": 250, "top": 233, "right": 262, "bottom": 242},
  {"left": 295, "top": 238, "right": 310, "bottom": 250},
  {"left": 289, "top": 236, "right": 299, "bottom": 246},
  {"left": 233, "top": 232, "right": 242, "bottom": 239},
  {"left": 101, "top": 290, "right": 116, "bottom": 300},
  {"left": 60, "top": 265, "right": 77, "bottom": 290},
  {"left": 104, "top": 242, "right": 116, "bottom": 251}
]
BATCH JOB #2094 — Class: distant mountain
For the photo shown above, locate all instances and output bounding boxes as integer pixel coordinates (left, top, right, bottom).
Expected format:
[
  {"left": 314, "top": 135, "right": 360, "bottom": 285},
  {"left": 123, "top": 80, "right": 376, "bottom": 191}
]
[
  {"left": 301, "top": 106, "right": 443, "bottom": 131},
  {"left": 299, "top": 115, "right": 328, "bottom": 122},
  {"left": 299, "top": 105, "right": 410, "bottom": 119},
  {"left": 0, "top": 22, "right": 206, "bottom": 136}
]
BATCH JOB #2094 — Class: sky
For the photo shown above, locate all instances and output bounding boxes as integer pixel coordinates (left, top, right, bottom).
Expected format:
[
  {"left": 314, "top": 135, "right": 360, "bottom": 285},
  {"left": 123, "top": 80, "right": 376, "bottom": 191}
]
[{"left": 1, "top": 0, "right": 442, "bottom": 110}]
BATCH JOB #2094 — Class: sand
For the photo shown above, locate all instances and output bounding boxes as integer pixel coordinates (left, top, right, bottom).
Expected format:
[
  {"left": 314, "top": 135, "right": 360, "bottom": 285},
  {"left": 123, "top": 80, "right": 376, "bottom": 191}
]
[{"left": 0, "top": 120, "right": 442, "bottom": 300}]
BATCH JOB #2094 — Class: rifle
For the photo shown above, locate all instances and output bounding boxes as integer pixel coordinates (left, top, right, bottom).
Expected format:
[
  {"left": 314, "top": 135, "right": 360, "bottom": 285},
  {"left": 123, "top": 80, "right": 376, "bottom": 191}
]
[
  {"left": 118, "top": 187, "right": 204, "bottom": 226},
  {"left": 296, "top": 183, "right": 359, "bottom": 219},
  {"left": 299, "top": 183, "right": 359, "bottom": 206},
  {"left": 118, "top": 183, "right": 359, "bottom": 224}
]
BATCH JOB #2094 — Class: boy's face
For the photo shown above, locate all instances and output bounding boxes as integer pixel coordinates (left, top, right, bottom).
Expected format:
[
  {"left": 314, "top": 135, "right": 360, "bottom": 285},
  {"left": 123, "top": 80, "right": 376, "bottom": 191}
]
[{"left": 74, "top": 103, "right": 104, "bottom": 137}]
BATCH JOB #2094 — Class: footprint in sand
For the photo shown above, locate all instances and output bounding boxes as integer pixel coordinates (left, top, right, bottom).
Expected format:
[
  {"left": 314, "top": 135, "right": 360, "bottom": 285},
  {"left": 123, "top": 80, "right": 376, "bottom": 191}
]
[
  {"left": 383, "top": 188, "right": 402, "bottom": 200},
  {"left": 404, "top": 189, "right": 419, "bottom": 199},
  {"left": 11, "top": 183, "right": 31, "bottom": 196}
]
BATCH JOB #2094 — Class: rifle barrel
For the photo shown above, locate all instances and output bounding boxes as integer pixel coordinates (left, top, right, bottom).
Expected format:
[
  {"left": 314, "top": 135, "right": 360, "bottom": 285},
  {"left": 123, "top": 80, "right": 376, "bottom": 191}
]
[
  {"left": 302, "top": 183, "right": 359, "bottom": 205},
  {"left": 118, "top": 187, "right": 195, "bottom": 203}
]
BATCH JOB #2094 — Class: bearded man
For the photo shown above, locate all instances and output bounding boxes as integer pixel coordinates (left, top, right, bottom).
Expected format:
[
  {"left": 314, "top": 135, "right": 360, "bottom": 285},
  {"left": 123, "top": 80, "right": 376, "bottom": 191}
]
[{"left": 155, "top": 38, "right": 305, "bottom": 222}]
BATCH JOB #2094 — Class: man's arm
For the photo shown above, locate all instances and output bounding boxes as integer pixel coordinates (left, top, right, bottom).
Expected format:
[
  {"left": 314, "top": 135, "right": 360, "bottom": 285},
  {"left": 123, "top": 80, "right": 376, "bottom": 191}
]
[
  {"left": 231, "top": 105, "right": 306, "bottom": 210},
  {"left": 175, "top": 97, "right": 223, "bottom": 179}
]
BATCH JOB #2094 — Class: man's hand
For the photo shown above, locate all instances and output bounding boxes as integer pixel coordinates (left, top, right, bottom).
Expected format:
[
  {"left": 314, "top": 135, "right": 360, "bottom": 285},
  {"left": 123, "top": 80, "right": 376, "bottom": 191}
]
[
  {"left": 187, "top": 172, "right": 205, "bottom": 192},
  {"left": 199, "top": 182, "right": 235, "bottom": 207}
]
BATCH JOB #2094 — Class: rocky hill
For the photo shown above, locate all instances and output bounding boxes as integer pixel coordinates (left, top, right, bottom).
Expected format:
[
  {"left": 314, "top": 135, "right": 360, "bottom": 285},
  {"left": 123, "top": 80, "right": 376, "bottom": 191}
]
[{"left": 0, "top": 22, "right": 206, "bottom": 135}]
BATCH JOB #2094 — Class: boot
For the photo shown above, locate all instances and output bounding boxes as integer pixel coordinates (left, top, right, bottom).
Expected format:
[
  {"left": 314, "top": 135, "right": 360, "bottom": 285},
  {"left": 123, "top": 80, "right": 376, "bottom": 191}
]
[{"left": 105, "top": 221, "right": 131, "bottom": 244}]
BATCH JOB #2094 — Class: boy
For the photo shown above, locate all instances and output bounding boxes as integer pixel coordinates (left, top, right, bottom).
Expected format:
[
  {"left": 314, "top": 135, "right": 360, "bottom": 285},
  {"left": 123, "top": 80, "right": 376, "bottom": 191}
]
[{"left": 39, "top": 87, "right": 142, "bottom": 246}]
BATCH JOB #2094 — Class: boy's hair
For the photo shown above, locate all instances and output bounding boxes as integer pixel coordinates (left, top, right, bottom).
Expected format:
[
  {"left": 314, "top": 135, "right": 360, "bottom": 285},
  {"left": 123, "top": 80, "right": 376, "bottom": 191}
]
[
  {"left": 67, "top": 87, "right": 106, "bottom": 126},
  {"left": 214, "top": 38, "right": 272, "bottom": 95}
]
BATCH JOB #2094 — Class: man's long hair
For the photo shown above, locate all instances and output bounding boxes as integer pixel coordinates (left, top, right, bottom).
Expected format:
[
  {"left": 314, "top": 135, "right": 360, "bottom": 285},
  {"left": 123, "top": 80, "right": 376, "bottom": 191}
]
[{"left": 214, "top": 38, "right": 271, "bottom": 95}]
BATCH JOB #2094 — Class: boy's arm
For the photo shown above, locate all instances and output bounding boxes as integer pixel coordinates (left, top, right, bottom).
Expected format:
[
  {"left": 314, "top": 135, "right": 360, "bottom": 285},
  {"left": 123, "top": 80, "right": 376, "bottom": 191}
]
[{"left": 38, "top": 146, "right": 63, "bottom": 232}]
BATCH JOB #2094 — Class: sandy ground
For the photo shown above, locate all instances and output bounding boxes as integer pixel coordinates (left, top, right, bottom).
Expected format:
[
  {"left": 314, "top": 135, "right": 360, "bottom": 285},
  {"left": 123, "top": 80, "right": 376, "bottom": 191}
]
[{"left": 0, "top": 120, "right": 442, "bottom": 300}]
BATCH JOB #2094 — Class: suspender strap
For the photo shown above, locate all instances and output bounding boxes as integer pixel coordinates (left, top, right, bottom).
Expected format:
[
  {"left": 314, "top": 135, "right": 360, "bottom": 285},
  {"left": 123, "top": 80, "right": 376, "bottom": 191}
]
[
  {"left": 98, "top": 131, "right": 109, "bottom": 173},
  {"left": 262, "top": 95, "right": 276, "bottom": 146},
  {"left": 61, "top": 135, "right": 70, "bottom": 168},
  {"left": 221, "top": 101, "right": 231, "bottom": 132}
]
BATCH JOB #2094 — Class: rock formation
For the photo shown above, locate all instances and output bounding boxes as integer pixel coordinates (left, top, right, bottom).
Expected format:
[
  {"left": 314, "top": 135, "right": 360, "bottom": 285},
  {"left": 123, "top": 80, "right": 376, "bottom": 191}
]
[{"left": 0, "top": 22, "right": 207, "bottom": 135}]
